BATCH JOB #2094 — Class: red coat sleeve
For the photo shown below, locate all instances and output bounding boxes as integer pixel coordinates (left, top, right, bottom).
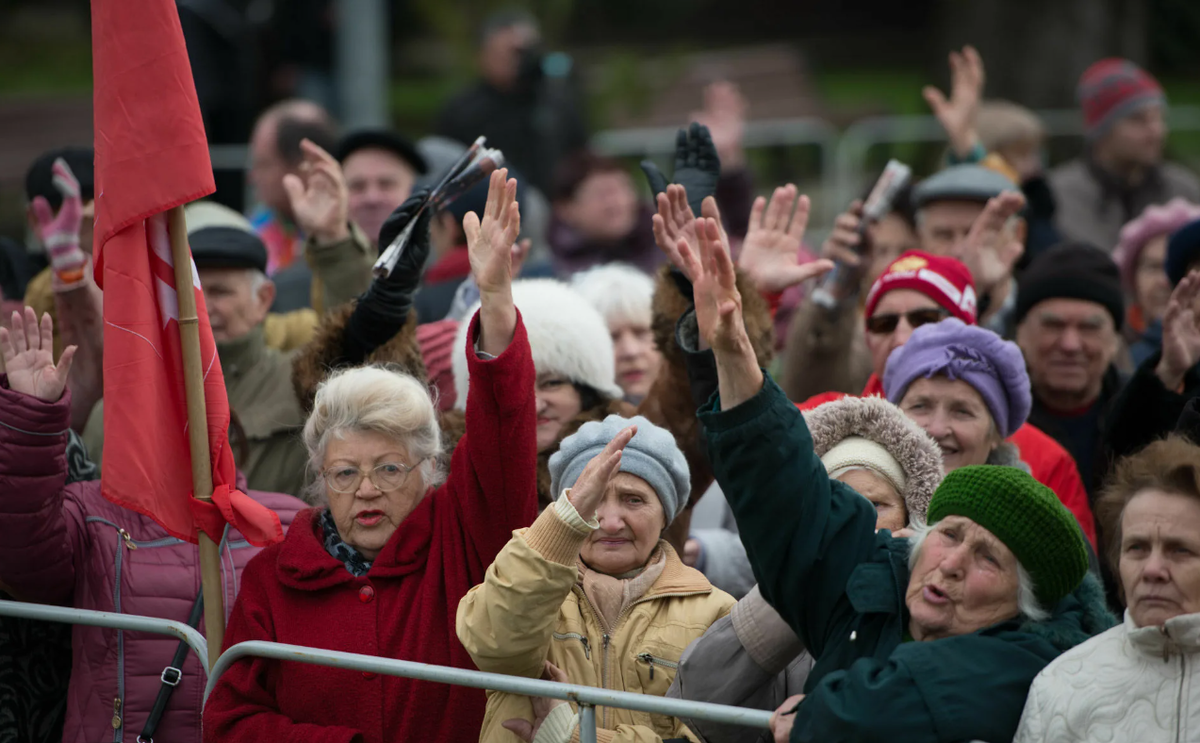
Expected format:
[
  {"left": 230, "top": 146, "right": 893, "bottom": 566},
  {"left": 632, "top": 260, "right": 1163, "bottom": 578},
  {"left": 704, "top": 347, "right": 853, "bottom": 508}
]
[
  {"left": 0, "top": 381, "right": 82, "bottom": 604},
  {"left": 441, "top": 309, "right": 540, "bottom": 579},
  {"left": 202, "top": 554, "right": 364, "bottom": 743}
]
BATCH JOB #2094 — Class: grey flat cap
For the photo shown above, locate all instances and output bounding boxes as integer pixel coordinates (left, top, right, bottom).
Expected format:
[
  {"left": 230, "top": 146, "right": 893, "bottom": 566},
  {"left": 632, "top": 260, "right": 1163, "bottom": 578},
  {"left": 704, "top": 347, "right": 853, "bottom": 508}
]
[{"left": 912, "top": 165, "right": 1018, "bottom": 209}]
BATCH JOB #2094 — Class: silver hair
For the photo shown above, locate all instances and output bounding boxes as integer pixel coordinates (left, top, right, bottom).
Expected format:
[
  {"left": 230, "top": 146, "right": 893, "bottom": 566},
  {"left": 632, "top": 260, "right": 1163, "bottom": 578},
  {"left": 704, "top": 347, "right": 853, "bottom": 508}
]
[
  {"left": 301, "top": 365, "right": 445, "bottom": 504},
  {"left": 247, "top": 269, "right": 269, "bottom": 295},
  {"left": 906, "top": 522, "right": 1050, "bottom": 623},
  {"left": 570, "top": 263, "right": 655, "bottom": 330}
]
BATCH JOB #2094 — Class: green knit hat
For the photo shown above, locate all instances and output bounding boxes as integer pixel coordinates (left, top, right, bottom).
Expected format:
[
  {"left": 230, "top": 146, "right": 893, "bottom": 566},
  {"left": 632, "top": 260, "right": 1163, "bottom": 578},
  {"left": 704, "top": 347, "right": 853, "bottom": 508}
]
[{"left": 926, "top": 465, "right": 1088, "bottom": 609}]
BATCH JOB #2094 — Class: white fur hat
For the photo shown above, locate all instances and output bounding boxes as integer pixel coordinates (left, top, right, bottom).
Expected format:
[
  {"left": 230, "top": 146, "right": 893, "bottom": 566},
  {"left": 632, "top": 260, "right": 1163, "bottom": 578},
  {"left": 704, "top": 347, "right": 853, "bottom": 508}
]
[{"left": 452, "top": 278, "right": 624, "bottom": 410}]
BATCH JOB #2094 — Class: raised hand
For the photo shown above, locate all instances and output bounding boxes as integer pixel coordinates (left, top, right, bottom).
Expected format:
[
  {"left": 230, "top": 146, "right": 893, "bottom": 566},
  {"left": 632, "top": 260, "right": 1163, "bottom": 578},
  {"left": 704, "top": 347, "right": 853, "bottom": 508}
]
[
  {"left": 31, "top": 158, "right": 87, "bottom": 290},
  {"left": 820, "top": 201, "right": 866, "bottom": 269},
  {"left": 1, "top": 307, "right": 76, "bottom": 402},
  {"left": 464, "top": 168, "right": 521, "bottom": 356},
  {"left": 690, "top": 81, "right": 748, "bottom": 170},
  {"left": 1156, "top": 271, "right": 1200, "bottom": 391},
  {"left": 676, "top": 217, "right": 744, "bottom": 355},
  {"left": 283, "top": 138, "right": 350, "bottom": 244},
  {"left": 738, "top": 185, "right": 833, "bottom": 294},
  {"left": 922, "top": 45, "right": 985, "bottom": 159},
  {"left": 567, "top": 425, "right": 635, "bottom": 519},
  {"left": 651, "top": 185, "right": 725, "bottom": 283},
  {"left": 641, "top": 122, "right": 721, "bottom": 217},
  {"left": 959, "top": 191, "right": 1026, "bottom": 295}
]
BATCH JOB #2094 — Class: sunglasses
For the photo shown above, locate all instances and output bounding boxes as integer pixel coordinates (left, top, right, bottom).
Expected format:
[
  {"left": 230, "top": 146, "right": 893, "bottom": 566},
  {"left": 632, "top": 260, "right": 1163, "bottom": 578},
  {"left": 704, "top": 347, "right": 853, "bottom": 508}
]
[{"left": 866, "top": 307, "right": 949, "bottom": 335}]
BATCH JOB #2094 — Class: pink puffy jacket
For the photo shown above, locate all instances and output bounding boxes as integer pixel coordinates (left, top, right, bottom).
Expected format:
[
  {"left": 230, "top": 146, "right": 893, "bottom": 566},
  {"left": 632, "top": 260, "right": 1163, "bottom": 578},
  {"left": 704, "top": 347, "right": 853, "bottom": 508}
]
[{"left": 0, "top": 379, "right": 306, "bottom": 743}]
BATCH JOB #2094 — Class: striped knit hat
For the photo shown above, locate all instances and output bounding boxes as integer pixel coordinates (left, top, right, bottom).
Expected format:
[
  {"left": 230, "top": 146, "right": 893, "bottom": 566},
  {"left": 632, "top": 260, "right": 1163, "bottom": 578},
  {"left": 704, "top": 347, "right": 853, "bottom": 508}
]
[{"left": 1078, "top": 59, "right": 1165, "bottom": 141}]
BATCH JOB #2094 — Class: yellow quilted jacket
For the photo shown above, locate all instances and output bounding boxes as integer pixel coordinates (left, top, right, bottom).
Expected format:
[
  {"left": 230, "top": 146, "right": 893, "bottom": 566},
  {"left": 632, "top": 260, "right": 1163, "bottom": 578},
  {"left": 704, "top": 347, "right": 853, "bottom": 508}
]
[{"left": 457, "top": 506, "right": 735, "bottom": 743}]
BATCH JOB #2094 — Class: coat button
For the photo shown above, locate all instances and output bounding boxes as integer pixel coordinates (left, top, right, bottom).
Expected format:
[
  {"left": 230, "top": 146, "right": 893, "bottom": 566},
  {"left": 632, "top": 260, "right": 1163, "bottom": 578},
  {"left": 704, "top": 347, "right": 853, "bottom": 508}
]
[
  {"left": 359, "top": 585, "right": 375, "bottom": 603},
  {"left": 362, "top": 671, "right": 378, "bottom": 680}
]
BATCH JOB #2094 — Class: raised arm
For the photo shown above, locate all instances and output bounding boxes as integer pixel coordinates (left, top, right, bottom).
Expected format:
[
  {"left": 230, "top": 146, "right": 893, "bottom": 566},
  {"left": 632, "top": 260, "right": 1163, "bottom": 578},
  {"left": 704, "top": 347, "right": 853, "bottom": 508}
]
[
  {"left": 0, "top": 308, "right": 80, "bottom": 603},
  {"left": 444, "top": 169, "right": 539, "bottom": 568},
  {"left": 686, "top": 223, "right": 878, "bottom": 656}
]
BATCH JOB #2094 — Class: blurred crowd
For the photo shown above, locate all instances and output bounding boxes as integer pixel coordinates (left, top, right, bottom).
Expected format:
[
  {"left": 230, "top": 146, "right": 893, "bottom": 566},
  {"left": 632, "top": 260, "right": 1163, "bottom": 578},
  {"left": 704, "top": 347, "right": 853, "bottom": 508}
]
[{"left": 3, "top": 12, "right": 1200, "bottom": 743}]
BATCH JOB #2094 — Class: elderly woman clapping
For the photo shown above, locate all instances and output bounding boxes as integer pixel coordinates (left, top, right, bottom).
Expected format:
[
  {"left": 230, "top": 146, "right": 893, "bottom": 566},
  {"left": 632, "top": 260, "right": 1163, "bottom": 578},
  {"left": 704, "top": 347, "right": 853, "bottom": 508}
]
[
  {"left": 456, "top": 415, "right": 735, "bottom": 743},
  {"left": 684, "top": 214, "right": 1113, "bottom": 743},
  {"left": 1016, "top": 435, "right": 1200, "bottom": 742},
  {"left": 203, "top": 169, "right": 540, "bottom": 743}
]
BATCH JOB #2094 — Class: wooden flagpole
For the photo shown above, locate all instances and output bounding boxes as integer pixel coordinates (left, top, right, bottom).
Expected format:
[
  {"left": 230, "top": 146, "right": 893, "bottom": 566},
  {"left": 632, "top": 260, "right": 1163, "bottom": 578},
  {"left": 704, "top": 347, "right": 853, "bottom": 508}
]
[{"left": 167, "top": 204, "right": 225, "bottom": 668}]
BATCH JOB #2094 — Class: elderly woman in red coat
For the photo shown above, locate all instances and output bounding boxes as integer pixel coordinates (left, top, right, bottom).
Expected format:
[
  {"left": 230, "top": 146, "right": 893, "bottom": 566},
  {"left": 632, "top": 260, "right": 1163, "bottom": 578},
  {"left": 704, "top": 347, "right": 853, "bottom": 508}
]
[{"left": 203, "top": 170, "right": 539, "bottom": 743}]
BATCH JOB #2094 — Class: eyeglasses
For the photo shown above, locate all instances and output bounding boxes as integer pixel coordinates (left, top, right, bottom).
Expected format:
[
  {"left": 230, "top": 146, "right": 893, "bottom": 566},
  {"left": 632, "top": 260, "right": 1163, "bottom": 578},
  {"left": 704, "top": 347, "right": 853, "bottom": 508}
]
[
  {"left": 866, "top": 307, "right": 949, "bottom": 335},
  {"left": 322, "top": 461, "right": 423, "bottom": 493}
]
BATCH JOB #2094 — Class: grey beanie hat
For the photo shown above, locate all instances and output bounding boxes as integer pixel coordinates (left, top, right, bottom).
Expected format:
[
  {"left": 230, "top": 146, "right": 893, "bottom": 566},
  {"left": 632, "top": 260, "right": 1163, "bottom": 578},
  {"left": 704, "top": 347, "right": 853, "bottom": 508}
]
[{"left": 549, "top": 414, "right": 690, "bottom": 525}]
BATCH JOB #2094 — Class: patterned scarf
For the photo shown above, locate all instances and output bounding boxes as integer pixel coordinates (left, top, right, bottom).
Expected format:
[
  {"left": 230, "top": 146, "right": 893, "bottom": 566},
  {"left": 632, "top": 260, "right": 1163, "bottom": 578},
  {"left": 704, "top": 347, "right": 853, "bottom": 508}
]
[{"left": 319, "top": 509, "right": 373, "bottom": 577}]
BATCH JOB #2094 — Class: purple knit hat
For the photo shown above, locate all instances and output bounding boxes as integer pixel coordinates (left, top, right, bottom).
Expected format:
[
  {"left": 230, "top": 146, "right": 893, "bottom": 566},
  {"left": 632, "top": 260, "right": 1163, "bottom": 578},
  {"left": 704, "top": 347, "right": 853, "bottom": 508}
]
[{"left": 882, "top": 319, "right": 1031, "bottom": 439}]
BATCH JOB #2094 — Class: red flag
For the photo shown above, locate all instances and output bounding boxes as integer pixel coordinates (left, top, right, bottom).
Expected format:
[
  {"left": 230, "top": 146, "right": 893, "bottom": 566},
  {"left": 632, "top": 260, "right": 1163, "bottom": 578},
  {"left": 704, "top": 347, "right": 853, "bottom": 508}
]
[{"left": 92, "top": 0, "right": 282, "bottom": 546}]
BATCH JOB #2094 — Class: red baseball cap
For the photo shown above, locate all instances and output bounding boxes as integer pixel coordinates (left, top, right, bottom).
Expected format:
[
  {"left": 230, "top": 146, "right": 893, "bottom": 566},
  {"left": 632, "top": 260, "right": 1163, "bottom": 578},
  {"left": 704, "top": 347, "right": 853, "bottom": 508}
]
[{"left": 864, "top": 251, "right": 978, "bottom": 326}]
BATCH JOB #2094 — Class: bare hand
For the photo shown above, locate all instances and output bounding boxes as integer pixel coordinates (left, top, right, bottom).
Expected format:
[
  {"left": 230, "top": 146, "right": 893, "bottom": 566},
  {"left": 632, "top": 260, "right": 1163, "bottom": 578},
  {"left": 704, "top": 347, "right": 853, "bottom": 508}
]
[
  {"left": 502, "top": 661, "right": 571, "bottom": 743},
  {"left": 821, "top": 201, "right": 867, "bottom": 269},
  {"left": 682, "top": 538, "right": 701, "bottom": 567},
  {"left": 652, "top": 186, "right": 726, "bottom": 282},
  {"left": 770, "top": 694, "right": 805, "bottom": 743},
  {"left": 691, "top": 81, "right": 748, "bottom": 170},
  {"left": 923, "top": 45, "right": 985, "bottom": 158},
  {"left": 1156, "top": 271, "right": 1200, "bottom": 390},
  {"left": 464, "top": 168, "right": 522, "bottom": 297},
  {"left": 283, "top": 139, "right": 350, "bottom": 244},
  {"left": 677, "top": 217, "right": 747, "bottom": 354},
  {"left": 960, "top": 191, "right": 1025, "bottom": 294},
  {"left": 1, "top": 307, "right": 76, "bottom": 402},
  {"left": 739, "top": 185, "right": 834, "bottom": 294},
  {"left": 567, "top": 425, "right": 636, "bottom": 518}
]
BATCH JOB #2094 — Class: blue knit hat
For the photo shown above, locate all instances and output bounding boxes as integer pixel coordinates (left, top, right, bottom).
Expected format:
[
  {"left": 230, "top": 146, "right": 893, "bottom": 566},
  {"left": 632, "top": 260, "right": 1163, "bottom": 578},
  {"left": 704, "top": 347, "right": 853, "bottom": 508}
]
[
  {"left": 883, "top": 319, "right": 1032, "bottom": 439},
  {"left": 549, "top": 415, "right": 690, "bottom": 524}
]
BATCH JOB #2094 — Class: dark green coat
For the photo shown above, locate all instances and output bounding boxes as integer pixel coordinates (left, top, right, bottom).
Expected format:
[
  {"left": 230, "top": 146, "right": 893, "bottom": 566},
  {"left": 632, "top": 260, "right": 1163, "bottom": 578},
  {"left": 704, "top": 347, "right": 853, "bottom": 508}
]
[{"left": 699, "top": 376, "right": 1114, "bottom": 743}]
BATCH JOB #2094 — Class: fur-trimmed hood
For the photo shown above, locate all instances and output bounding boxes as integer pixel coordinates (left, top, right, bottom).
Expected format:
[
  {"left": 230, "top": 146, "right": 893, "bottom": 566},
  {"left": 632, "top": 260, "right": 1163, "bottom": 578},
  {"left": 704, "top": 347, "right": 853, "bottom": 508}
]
[{"left": 803, "top": 396, "right": 944, "bottom": 524}]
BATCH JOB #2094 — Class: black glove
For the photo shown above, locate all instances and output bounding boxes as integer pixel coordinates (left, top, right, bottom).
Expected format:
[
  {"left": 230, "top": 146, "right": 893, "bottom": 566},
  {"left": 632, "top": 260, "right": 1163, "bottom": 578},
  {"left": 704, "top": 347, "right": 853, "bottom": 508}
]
[
  {"left": 640, "top": 122, "right": 721, "bottom": 217},
  {"left": 343, "top": 189, "right": 432, "bottom": 364}
]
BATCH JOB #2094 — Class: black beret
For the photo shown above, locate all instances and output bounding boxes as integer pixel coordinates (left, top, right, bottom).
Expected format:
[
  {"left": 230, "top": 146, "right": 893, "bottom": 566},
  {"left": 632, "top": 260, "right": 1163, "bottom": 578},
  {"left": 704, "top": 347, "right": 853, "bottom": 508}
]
[
  {"left": 337, "top": 130, "right": 428, "bottom": 175},
  {"left": 1016, "top": 241, "right": 1124, "bottom": 331},
  {"left": 189, "top": 226, "right": 268, "bottom": 274}
]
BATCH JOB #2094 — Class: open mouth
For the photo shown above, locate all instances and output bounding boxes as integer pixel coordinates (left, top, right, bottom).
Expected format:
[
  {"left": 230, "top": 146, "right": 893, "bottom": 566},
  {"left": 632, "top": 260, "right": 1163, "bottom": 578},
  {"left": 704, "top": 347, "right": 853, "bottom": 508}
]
[
  {"left": 356, "top": 510, "right": 385, "bottom": 527},
  {"left": 923, "top": 585, "right": 950, "bottom": 605}
]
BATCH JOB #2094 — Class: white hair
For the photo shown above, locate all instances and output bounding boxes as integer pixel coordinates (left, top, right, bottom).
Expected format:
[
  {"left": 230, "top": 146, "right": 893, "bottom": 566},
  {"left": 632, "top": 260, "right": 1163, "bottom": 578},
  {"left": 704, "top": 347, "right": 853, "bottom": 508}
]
[
  {"left": 247, "top": 269, "right": 268, "bottom": 295},
  {"left": 906, "top": 522, "right": 1049, "bottom": 623},
  {"left": 570, "top": 263, "right": 656, "bottom": 330},
  {"left": 302, "top": 365, "right": 445, "bottom": 503}
]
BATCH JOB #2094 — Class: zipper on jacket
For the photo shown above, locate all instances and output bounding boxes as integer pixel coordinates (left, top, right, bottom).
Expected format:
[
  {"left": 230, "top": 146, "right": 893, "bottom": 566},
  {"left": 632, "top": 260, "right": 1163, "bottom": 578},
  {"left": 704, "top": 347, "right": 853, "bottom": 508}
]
[
  {"left": 113, "top": 526, "right": 125, "bottom": 742},
  {"left": 552, "top": 632, "right": 591, "bottom": 660},
  {"left": 111, "top": 697, "right": 122, "bottom": 732},
  {"left": 636, "top": 652, "right": 679, "bottom": 682},
  {"left": 1177, "top": 652, "right": 1186, "bottom": 743}
]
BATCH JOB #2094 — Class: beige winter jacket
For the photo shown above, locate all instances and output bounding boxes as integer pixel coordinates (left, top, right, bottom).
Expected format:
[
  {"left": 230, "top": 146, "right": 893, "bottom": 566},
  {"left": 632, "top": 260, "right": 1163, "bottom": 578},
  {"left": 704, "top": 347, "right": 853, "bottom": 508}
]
[{"left": 456, "top": 503, "right": 735, "bottom": 743}]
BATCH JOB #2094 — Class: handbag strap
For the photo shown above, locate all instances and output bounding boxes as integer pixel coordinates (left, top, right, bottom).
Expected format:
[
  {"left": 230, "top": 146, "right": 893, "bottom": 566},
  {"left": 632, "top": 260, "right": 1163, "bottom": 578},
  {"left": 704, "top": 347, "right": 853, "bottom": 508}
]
[{"left": 138, "top": 586, "right": 205, "bottom": 743}]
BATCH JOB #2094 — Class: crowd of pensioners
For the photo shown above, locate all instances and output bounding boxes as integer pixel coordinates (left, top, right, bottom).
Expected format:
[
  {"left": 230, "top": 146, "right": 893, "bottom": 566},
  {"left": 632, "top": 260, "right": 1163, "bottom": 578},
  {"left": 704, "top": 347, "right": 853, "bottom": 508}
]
[{"left": 3, "top": 28, "right": 1200, "bottom": 743}]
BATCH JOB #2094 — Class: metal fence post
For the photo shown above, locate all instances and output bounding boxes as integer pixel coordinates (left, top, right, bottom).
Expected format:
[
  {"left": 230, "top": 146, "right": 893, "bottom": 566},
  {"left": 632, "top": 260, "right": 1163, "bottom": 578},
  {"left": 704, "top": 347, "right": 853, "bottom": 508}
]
[{"left": 579, "top": 704, "right": 597, "bottom": 743}]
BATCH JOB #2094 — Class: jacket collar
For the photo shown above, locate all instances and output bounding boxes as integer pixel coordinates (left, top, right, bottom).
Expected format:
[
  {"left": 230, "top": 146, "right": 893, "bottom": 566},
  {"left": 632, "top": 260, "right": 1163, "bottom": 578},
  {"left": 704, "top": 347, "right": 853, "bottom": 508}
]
[
  {"left": 216, "top": 324, "right": 267, "bottom": 378},
  {"left": 634, "top": 540, "right": 714, "bottom": 599},
  {"left": 276, "top": 495, "right": 438, "bottom": 590},
  {"left": 1126, "top": 610, "right": 1200, "bottom": 658}
]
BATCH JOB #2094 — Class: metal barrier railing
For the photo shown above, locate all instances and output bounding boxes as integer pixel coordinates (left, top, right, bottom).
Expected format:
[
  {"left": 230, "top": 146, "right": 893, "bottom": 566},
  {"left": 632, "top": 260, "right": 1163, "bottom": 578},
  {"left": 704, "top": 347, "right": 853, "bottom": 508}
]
[
  {"left": 0, "top": 599, "right": 210, "bottom": 673},
  {"left": 204, "top": 640, "right": 773, "bottom": 742}
]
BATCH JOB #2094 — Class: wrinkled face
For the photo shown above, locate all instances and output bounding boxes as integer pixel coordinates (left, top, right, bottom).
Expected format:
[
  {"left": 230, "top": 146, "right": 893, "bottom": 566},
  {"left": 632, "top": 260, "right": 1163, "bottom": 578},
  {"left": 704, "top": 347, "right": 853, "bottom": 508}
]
[
  {"left": 611, "top": 320, "right": 661, "bottom": 401},
  {"left": 906, "top": 516, "right": 1022, "bottom": 641},
  {"left": 1016, "top": 299, "right": 1119, "bottom": 407},
  {"left": 322, "top": 430, "right": 427, "bottom": 561},
  {"left": 866, "top": 289, "right": 944, "bottom": 379},
  {"left": 580, "top": 472, "right": 666, "bottom": 576},
  {"left": 557, "top": 170, "right": 639, "bottom": 243},
  {"left": 1100, "top": 104, "right": 1166, "bottom": 170},
  {"left": 535, "top": 373, "right": 583, "bottom": 453},
  {"left": 199, "top": 268, "right": 273, "bottom": 342},
  {"left": 249, "top": 119, "right": 291, "bottom": 215},
  {"left": 865, "top": 213, "right": 920, "bottom": 289},
  {"left": 480, "top": 23, "right": 539, "bottom": 90},
  {"left": 344, "top": 148, "right": 418, "bottom": 246},
  {"left": 1119, "top": 489, "right": 1200, "bottom": 628},
  {"left": 837, "top": 468, "right": 906, "bottom": 533},
  {"left": 917, "top": 201, "right": 986, "bottom": 260},
  {"left": 1134, "top": 235, "right": 1171, "bottom": 322},
  {"left": 899, "top": 376, "right": 1000, "bottom": 472}
]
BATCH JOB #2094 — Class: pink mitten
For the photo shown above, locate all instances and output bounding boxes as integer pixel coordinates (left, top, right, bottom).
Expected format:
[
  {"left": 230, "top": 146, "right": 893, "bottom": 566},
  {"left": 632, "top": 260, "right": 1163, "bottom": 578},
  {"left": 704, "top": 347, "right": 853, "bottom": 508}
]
[{"left": 31, "top": 158, "right": 87, "bottom": 292}]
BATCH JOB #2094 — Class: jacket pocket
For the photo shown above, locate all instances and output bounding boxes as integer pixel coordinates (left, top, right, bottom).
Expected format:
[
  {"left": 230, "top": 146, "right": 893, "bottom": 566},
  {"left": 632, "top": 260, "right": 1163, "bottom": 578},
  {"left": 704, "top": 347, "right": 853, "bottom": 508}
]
[
  {"left": 633, "top": 646, "right": 684, "bottom": 738},
  {"left": 551, "top": 632, "right": 592, "bottom": 661}
]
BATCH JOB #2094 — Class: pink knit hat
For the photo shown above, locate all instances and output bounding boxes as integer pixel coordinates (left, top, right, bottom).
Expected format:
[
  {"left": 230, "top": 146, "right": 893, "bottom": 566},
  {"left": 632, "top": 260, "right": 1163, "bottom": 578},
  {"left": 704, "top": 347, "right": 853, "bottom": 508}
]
[{"left": 1113, "top": 198, "right": 1200, "bottom": 291}]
